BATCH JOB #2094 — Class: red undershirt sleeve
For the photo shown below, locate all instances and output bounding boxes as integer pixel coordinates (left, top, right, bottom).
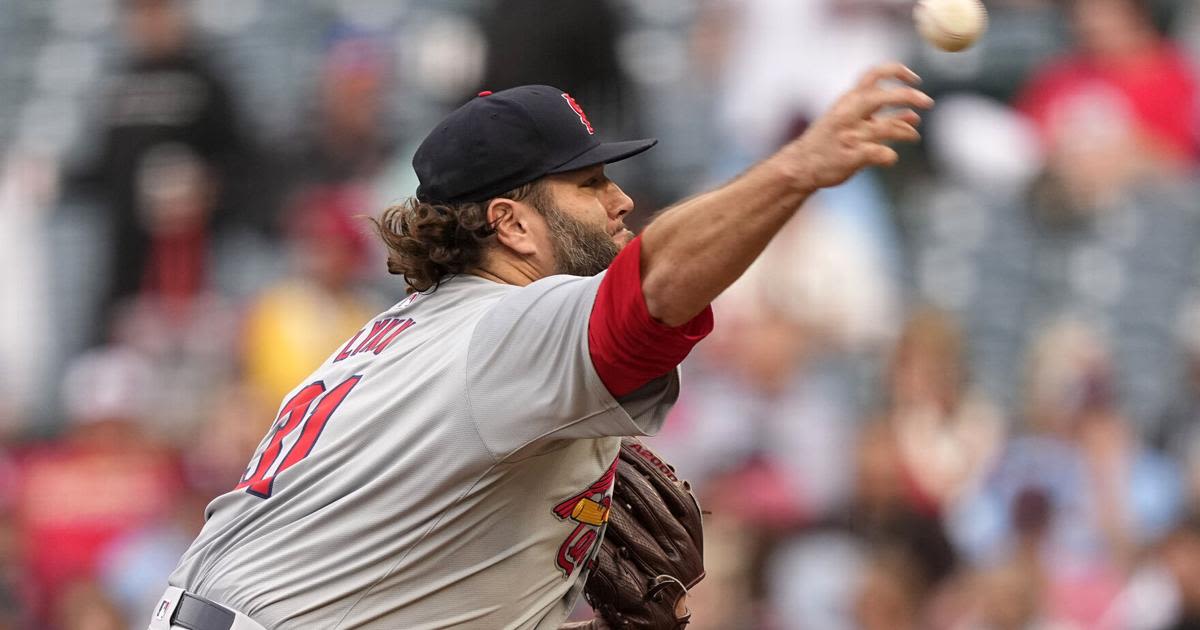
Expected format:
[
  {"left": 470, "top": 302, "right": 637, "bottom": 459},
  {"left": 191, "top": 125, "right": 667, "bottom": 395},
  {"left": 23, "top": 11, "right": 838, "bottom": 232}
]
[{"left": 587, "top": 235, "right": 714, "bottom": 398}]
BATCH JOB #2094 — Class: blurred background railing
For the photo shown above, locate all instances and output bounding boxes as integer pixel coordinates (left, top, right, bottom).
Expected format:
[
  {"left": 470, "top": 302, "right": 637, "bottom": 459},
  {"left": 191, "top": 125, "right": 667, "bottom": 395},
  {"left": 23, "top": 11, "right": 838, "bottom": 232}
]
[{"left": 2, "top": 0, "right": 1200, "bottom": 628}]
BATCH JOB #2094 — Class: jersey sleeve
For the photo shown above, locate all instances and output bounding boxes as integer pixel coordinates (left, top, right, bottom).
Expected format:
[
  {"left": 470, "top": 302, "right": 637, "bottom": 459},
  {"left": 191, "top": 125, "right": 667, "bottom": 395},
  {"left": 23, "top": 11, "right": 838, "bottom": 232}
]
[
  {"left": 587, "top": 236, "right": 713, "bottom": 397},
  {"left": 466, "top": 269, "right": 685, "bottom": 460}
]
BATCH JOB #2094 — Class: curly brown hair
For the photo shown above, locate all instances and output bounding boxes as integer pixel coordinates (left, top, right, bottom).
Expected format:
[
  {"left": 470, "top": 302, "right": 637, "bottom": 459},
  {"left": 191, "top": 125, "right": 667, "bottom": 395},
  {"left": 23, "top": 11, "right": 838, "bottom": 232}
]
[{"left": 371, "top": 182, "right": 546, "bottom": 293}]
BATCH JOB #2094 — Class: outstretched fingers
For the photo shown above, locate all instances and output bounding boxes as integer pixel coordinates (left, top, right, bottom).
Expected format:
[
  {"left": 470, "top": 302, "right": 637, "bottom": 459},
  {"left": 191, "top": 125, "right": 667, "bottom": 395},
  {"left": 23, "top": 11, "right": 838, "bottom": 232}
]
[
  {"left": 866, "top": 112, "right": 922, "bottom": 143},
  {"left": 889, "top": 108, "right": 922, "bottom": 127},
  {"left": 843, "top": 62, "right": 933, "bottom": 120},
  {"left": 850, "top": 86, "right": 935, "bottom": 120}
]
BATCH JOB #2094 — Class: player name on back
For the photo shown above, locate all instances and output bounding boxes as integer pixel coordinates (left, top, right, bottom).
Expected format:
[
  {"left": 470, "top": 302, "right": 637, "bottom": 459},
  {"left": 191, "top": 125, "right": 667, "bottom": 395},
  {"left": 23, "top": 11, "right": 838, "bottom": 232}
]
[{"left": 333, "top": 316, "right": 416, "bottom": 363}]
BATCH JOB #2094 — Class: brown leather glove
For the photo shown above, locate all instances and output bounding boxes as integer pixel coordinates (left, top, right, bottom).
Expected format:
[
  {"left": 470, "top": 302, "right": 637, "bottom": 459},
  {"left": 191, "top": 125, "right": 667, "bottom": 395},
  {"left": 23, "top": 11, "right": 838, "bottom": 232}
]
[{"left": 583, "top": 438, "right": 704, "bottom": 629}]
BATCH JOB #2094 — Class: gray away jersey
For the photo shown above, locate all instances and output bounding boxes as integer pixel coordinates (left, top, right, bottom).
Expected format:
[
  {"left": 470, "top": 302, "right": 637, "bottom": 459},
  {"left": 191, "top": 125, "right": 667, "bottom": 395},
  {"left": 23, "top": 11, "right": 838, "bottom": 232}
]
[{"left": 168, "top": 271, "right": 680, "bottom": 629}]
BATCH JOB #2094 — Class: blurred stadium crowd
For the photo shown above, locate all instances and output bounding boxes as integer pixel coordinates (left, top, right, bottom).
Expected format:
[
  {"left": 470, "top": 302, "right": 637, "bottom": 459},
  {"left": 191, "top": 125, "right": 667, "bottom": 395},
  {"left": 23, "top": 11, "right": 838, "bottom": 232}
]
[{"left": 2, "top": 0, "right": 1200, "bottom": 627}]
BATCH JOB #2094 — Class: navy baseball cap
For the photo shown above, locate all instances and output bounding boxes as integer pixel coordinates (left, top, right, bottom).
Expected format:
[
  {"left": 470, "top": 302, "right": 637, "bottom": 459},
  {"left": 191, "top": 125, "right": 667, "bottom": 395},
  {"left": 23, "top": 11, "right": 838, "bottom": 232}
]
[{"left": 413, "top": 85, "right": 657, "bottom": 204}]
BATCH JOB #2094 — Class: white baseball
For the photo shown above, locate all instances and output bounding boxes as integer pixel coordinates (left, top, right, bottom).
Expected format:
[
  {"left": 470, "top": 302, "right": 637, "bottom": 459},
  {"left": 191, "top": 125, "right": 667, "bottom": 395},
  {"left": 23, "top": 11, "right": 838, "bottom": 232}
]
[{"left": 914, "top": 0, "right": 988, "bottom": 52}]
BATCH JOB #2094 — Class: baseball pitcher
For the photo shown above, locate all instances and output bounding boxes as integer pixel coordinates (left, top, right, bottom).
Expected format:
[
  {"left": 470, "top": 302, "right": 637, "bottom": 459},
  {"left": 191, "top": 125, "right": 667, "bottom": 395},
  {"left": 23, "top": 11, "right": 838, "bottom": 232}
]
[{"left": 150, "top": 63, "right": 932, "bottom": 629}]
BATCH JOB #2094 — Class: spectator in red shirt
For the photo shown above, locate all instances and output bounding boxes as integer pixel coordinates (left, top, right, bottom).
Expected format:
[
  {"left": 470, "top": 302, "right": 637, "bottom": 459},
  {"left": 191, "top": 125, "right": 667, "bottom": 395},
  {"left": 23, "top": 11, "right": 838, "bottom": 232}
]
[
  {"left": 1017, "top": 0, "right": 1198, "bottom": 209},
  {"left": 15, "top": 347, "right": 181, "bottom": 623}
]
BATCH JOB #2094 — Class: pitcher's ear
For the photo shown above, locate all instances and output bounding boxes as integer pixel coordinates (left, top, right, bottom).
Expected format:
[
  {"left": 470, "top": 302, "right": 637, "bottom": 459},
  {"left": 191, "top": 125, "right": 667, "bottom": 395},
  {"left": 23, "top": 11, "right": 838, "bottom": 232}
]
[
  {"left": 488, "top": 197, "right": 538, "bottom": 256},
  {"left": 486, "top": 198, "right": 518, "bottom": 233}
]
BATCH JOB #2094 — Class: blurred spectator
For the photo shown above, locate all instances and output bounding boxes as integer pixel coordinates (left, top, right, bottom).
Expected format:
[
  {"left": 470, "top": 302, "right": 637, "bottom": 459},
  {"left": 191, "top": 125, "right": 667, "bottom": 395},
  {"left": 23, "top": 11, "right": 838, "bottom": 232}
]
[
  {"left": 285, "top": 32, "right": 396, "bottom": 192},
  {"left": 951, "top": 319, "right": 1184, "bottom": 627},
  {"left": 16, "top": 347, "right": 181, "bottom": 623},
  {"left": 132, "top": 144, "right": 215, "bottom": 305},
  {"left": 844, "top": 423, "right": 959, "bottom": 591},
  {"left": 884, "top": 308, "right": 1004, "bottom": 513},
  {"left": 103, "top": 146, "right": 240, "bottom": 439},
  {"left": 766, "top": 422, "right": 957, "bottom": 629},
  {"left": 241, "top": 186, "right": 381, "bottom": 406},
  {"left": 1018, "top": 0, "right": 1198, "bottom": 211},
  {"left": 69, "top": 0, "right": 251, "bottom": 342}
]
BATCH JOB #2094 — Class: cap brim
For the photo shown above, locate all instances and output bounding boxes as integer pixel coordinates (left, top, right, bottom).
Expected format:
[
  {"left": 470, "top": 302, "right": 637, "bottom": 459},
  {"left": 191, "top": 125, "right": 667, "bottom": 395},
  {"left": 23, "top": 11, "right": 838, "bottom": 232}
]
[{"left": 548, "top": 138, "right": 658, "bottom": 174}]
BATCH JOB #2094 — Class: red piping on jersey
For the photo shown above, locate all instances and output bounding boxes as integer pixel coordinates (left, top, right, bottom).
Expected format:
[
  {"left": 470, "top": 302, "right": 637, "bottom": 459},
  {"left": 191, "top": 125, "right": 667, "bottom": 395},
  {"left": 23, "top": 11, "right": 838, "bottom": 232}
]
[{"left": 587, "top": 236, "right": 713, "bottom": 398}]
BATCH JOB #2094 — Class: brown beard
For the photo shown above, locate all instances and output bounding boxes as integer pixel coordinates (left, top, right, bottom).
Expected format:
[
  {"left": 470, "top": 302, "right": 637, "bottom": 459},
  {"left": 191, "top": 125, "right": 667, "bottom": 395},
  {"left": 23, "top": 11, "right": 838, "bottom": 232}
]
[{"left": 537, "top": 202, "right": 621, "bottom": 277}]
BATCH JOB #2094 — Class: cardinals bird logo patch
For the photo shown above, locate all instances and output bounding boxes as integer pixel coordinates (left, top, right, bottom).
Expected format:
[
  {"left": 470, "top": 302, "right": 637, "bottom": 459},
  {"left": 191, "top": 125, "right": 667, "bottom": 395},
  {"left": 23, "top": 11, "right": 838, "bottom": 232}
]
[{"left": 551, "top": 457, "right": 618, "bottom": 576}]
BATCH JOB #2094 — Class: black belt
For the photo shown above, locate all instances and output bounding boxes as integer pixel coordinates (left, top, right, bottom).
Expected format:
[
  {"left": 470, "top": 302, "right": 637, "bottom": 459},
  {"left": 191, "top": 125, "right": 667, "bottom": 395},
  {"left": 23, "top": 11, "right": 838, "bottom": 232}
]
[{"left": 171, "top": 593, "right": 236, "bottom": 630}]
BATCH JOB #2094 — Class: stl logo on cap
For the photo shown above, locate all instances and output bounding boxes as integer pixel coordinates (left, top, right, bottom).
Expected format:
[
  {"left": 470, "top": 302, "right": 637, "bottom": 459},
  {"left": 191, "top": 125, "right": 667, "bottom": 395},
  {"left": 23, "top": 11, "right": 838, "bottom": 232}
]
[{"left": 561, "top": 93, "right": 595, "bottom": 135}]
